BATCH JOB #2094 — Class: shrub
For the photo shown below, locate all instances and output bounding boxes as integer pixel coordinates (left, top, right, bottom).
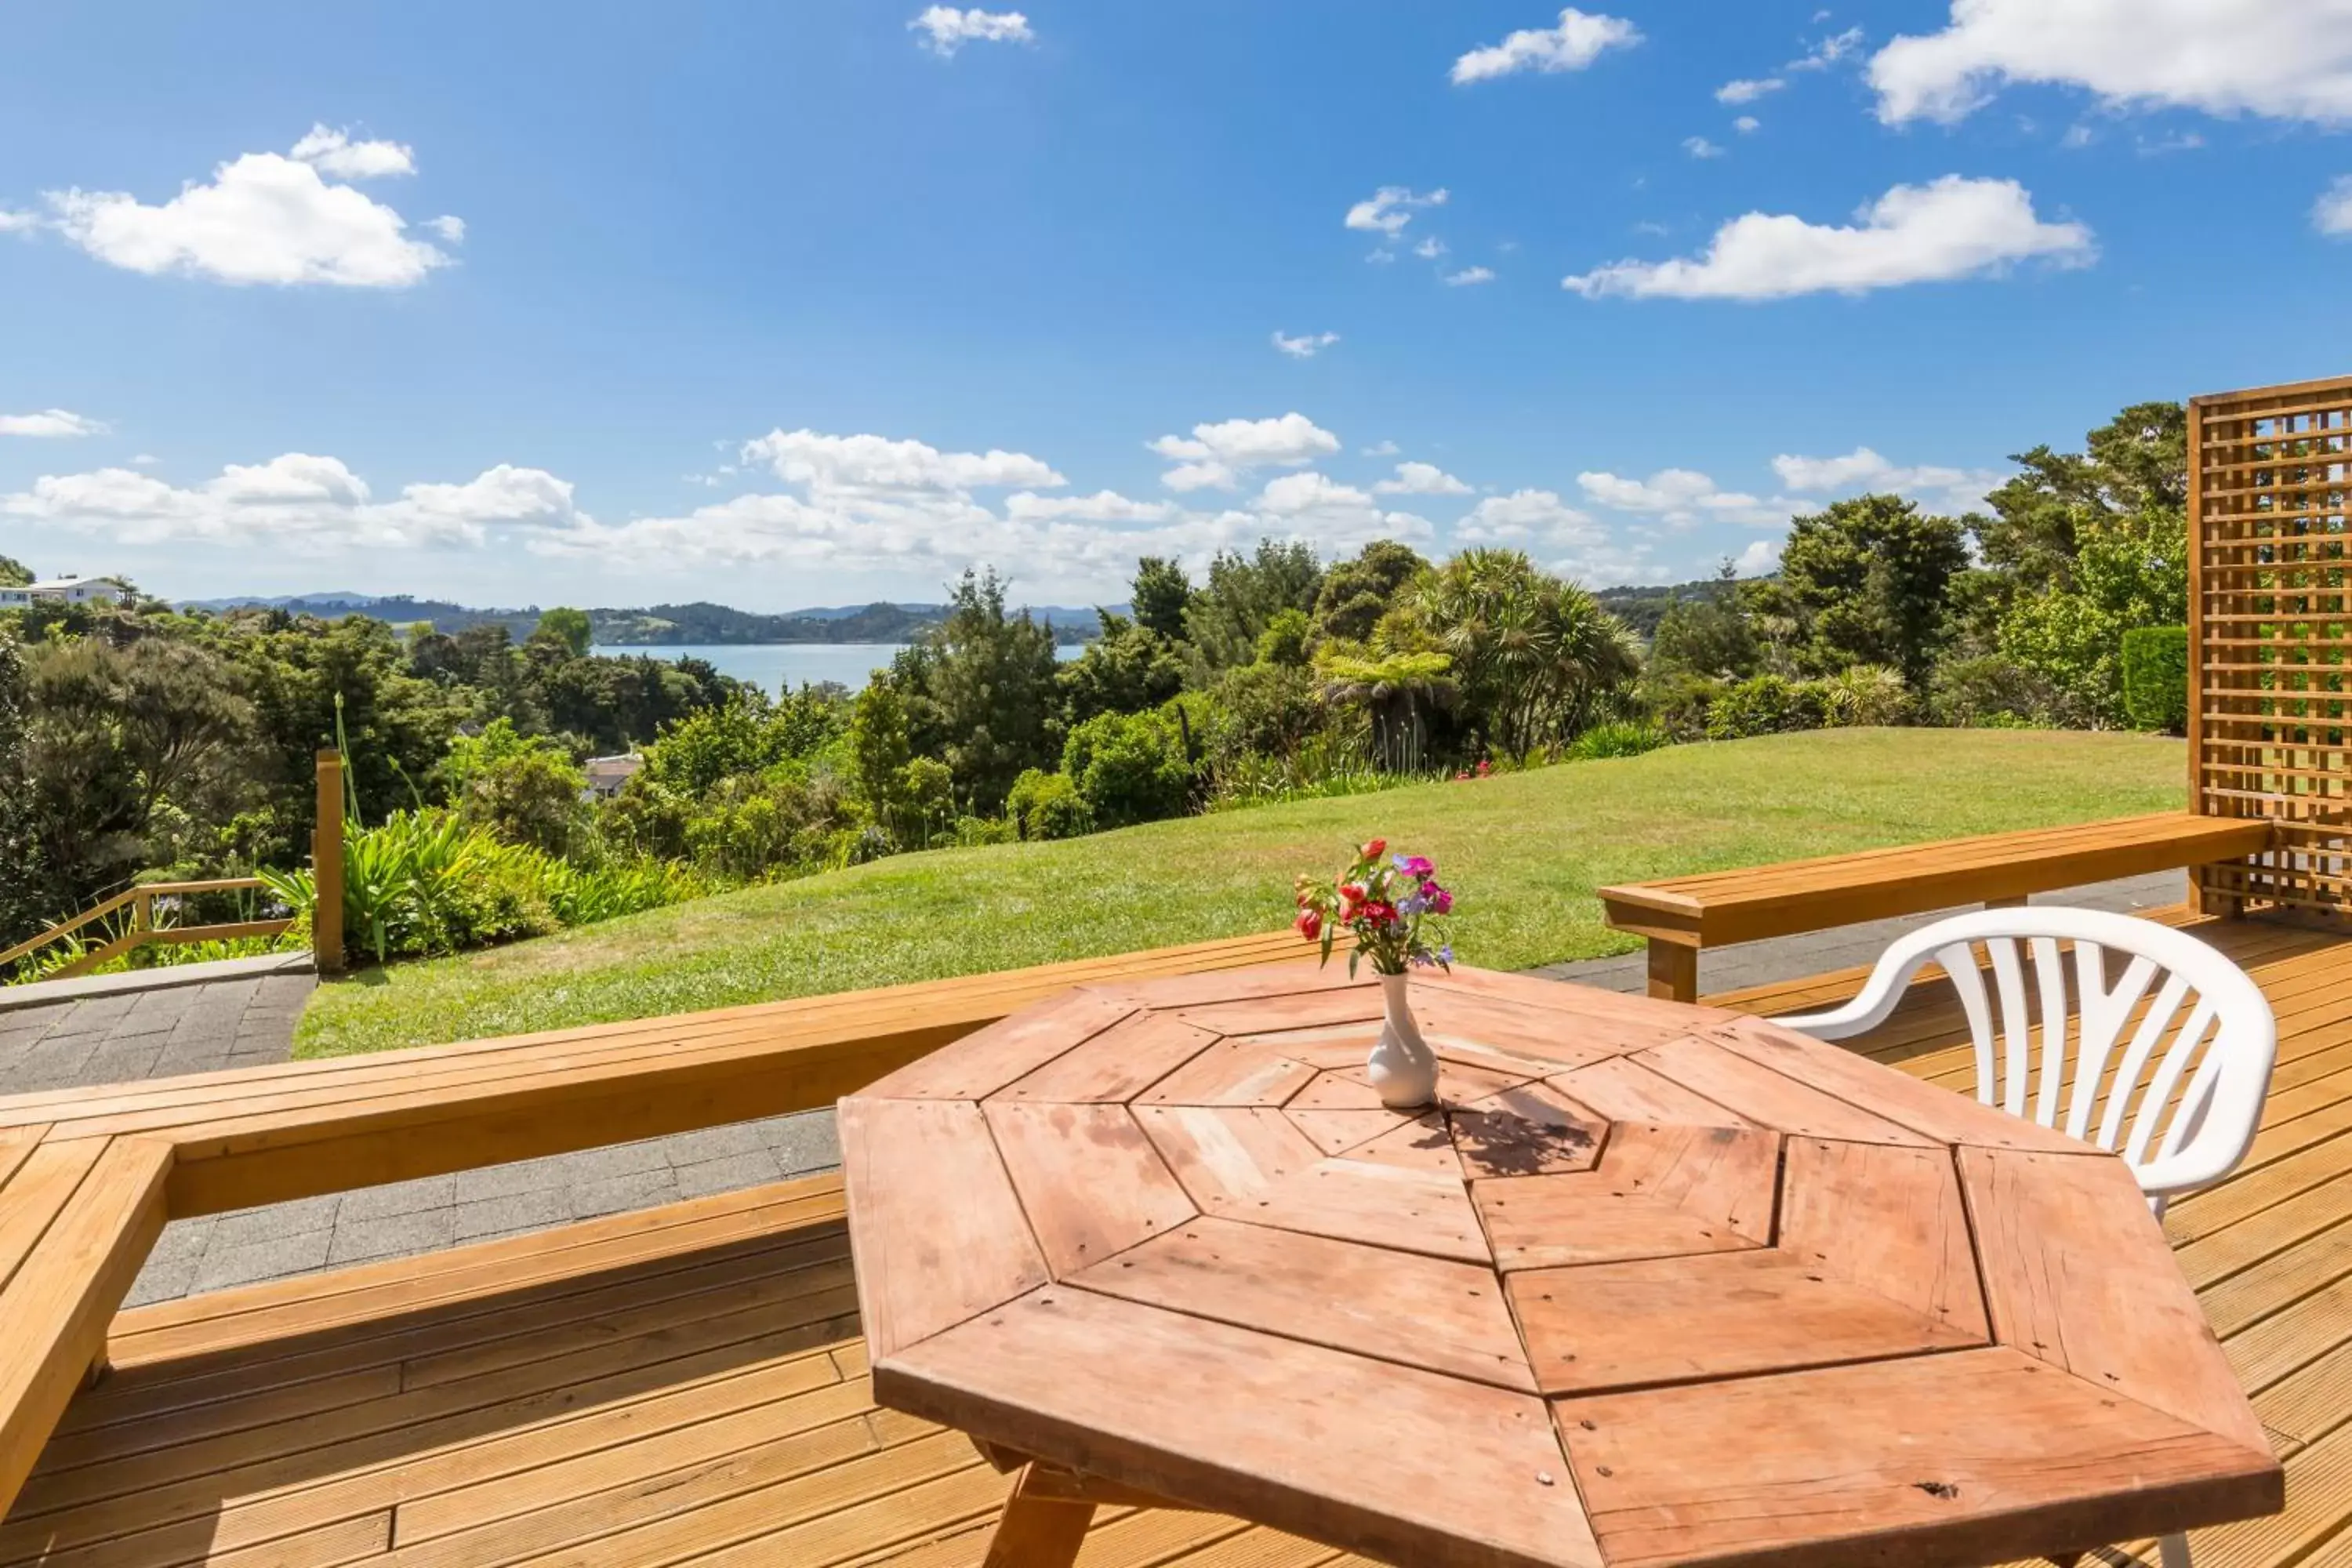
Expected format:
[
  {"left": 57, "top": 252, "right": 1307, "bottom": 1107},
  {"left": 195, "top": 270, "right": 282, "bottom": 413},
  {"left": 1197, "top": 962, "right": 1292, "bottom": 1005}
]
[
  {"left": 1061, "top": 708, "right": 1193, "bottom": 828},
  {"left": 1926, "top": 655, "right": 2063, "bottom": 729},
  {"left": 1006, "top": 769, "right": 1091, "bottom": 840},
  {"left": 443, "top": 720, "right": 588, "bottom": 856},
  {"left": 1566, "top": 721, "right": 1669, "bottom": 760},
  {"left": 1635, "top": 668, "right": 1722, "bottom": 742},
  {"left": 1817, "top": 665, "right": 1913, "bottom": 728},
  {"left": 1704, "top": 675, "right": 1828, "bottom": 741},
  {"left": 2121, "top": 626, "right": 2189, "bottom": 734}
]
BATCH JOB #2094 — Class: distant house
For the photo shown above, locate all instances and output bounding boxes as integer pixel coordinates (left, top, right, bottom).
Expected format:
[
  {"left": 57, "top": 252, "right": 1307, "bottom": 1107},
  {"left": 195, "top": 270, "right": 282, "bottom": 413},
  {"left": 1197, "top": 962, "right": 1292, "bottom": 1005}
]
[
  {"left": 25, "top": 575, "right": 128, "bottom": 605},
  {"left": 0, "top": 586, "right": 31, "bottom": 610},
  {"left": 583, "top": 753, "right": 644, "bottom": 800}
]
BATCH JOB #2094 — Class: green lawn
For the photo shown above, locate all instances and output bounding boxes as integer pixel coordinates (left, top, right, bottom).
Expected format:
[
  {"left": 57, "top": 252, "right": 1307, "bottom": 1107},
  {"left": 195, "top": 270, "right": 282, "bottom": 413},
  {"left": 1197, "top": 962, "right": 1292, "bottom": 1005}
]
[{"left": 295, "top": 728, "right": 2189, "bottom": 1058}]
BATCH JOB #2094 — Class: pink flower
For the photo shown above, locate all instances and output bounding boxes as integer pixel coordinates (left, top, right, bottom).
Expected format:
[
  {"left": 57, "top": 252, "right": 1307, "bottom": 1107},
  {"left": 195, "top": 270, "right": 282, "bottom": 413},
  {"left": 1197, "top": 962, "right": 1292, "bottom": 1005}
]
[
  {"left": 1295, "top": 909, "right": 1322, "bottom": 942},
  {"left": 1398, "top": 855, "right": 1435, "bottom": 878}
]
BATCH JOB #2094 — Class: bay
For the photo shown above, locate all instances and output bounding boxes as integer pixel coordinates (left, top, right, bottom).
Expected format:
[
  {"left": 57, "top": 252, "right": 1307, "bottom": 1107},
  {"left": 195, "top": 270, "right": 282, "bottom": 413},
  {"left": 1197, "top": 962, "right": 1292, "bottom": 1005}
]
[{"left": 592, "top": 641, "right": 1078, "bottom": 694}]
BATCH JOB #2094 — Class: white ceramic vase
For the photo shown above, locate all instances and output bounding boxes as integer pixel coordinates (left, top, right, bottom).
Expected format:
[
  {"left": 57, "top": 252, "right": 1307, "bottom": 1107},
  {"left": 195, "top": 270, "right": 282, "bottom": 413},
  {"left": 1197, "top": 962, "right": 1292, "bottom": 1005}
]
[{"left": 1367, "top": 970, "right": 1439, "bottom": 1109}]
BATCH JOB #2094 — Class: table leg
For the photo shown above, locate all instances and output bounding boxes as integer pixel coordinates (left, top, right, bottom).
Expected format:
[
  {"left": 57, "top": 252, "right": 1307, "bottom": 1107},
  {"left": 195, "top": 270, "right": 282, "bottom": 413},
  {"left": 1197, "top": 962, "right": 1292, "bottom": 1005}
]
[{"left": 983, "top": 1463, "right": 1098, "bottom": 1568}]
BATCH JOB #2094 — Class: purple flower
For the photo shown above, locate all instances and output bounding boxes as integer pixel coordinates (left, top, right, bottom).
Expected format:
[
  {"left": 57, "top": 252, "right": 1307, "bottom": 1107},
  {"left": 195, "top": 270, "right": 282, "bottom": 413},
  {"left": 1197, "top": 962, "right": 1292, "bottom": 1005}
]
[
  {"left": 1437, "top": 942, "right": 1454, "bottom": 964},
  {"left": 1424, "top": 883, "right": 1454, "bottom": 915},
  {"left": 1398, "top": 891, "right": 1428, "bottom": 916},
  {"left": 1395, "top": 854, "right": 1436, "bottom": 878}
]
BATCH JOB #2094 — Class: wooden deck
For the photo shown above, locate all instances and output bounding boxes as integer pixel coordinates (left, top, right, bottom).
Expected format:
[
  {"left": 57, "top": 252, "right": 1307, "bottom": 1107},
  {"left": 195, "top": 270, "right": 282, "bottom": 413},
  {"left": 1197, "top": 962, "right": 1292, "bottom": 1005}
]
[{"left": 5, "top": 914, "right": 2351, "bottom": 1568}]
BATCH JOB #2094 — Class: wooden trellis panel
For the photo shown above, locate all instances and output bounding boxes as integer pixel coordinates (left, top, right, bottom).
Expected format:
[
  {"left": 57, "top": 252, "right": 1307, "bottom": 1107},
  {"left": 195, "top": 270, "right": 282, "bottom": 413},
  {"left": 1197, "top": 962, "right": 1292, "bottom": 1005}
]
[{"left": 2193, "top": 375, "right": 2352, "bottom": 917}]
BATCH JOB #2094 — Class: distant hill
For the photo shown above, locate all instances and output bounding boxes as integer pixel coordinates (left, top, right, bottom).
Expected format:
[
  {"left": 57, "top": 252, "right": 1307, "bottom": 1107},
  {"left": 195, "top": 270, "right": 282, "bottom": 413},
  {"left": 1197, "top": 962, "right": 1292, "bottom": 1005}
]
[
  {"left": 1596, "top": 575, "right": 1760, "bottom": 637},
  {"left": 180, "top": 593, "right": 1111, "bottom": 644}
]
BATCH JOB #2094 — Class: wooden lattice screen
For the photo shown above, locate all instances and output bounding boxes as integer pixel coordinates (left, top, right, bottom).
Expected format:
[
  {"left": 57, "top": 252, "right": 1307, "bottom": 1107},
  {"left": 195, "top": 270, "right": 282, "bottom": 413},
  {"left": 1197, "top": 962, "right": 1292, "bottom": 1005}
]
[{"left": 2192, "top": 374, "right": 2352, "bottom": 917}]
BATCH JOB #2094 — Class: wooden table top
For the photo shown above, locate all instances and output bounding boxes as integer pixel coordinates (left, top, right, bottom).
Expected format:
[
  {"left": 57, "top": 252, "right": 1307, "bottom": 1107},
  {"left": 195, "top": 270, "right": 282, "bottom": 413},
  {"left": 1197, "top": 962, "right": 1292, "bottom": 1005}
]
[{"left": 840, "top": 964, "right": 2281, "bottom": 1568}]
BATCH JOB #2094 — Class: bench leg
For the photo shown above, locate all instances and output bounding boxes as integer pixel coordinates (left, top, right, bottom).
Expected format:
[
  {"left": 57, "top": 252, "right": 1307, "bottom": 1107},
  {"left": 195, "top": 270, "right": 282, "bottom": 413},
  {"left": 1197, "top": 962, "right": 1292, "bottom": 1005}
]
[
  {"left": 1646, "top": 940, "right": 1699, "bottom": 1004},
  {"left": 984, "top": 1464, "right": 1098, "bottom": 1568}
]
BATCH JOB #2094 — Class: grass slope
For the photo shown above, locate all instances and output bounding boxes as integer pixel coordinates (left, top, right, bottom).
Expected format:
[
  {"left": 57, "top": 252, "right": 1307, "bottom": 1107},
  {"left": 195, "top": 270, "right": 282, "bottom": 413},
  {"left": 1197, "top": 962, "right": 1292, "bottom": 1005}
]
[{"left": 296, "top": 728, "right": 2187, "bottom": 1058}]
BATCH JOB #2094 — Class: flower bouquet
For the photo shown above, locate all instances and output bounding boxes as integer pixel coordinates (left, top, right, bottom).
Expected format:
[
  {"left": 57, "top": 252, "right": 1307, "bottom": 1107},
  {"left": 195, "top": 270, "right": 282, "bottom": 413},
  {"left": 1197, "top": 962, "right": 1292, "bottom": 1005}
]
[{"left": 1294, "top": 839, "right": 1455, "bottom": 1107}]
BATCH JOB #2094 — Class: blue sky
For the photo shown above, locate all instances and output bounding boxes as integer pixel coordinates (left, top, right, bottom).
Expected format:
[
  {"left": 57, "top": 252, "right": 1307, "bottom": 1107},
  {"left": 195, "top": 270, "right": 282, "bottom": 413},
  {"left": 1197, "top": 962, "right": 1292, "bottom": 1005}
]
[{"left": 5, "top": 2, "right": 2350, "bottom": 610}]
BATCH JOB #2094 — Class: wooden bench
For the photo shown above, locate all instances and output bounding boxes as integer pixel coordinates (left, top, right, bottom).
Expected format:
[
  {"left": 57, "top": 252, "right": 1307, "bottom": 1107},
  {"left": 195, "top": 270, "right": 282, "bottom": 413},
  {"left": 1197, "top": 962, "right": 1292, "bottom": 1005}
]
[
  {"left": 0, "top": 927, "right": 1311, "bottom": 1520},
  {"left": 1597, "top": 811, "right": 2274, "bottom": 1002}
]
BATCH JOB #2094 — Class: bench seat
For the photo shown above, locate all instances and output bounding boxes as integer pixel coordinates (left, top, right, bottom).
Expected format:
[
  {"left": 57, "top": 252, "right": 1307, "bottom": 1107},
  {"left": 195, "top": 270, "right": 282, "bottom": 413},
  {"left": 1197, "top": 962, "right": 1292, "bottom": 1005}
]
[
  {"left": 1598, "top": 810, "right": 2274, "bottom": 1000},
  {"left": 0, "top": 927, "right": 1314, "bottom": 1523}
]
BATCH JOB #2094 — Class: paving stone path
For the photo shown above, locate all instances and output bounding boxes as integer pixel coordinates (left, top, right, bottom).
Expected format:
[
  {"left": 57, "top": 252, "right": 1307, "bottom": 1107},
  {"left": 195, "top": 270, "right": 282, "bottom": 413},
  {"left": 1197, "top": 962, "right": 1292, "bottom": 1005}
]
[{"left": 5, "top": 871, "right": 2186, "bottom": 1307}]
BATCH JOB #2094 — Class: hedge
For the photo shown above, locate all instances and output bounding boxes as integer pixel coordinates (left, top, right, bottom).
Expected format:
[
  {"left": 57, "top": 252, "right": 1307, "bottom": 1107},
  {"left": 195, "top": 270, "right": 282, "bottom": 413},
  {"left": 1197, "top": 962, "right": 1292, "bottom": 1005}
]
[{"left": 2120, "top": 626, "right": 2188, "bottom": 734}]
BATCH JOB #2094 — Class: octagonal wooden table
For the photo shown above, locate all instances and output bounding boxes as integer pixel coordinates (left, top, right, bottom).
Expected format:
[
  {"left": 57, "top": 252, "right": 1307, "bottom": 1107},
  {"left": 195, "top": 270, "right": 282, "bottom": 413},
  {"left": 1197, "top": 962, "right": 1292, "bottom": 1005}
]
[{"left": 840, "top": 963, "right": 2283, "bottom": 1568}]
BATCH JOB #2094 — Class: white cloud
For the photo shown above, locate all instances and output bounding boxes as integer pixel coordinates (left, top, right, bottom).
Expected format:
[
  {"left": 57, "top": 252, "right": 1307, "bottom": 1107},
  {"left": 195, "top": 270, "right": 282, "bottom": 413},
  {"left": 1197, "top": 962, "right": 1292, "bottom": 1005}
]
[
  {"left": 909, "top": 6, "right": 1033, "bottom": 55},
  {"left": 1717, "top": 77, "right": 1784, "bottom": 103},
  {"left": 1149, "top": 412, "right": 1340, "bottom": 492},
  {"left": 1272, "top": 329, "right": 1341, "bottom": 359},
  {"left": 3, "top": 454, "right": 583, "bottom": 550},
  {"left": 1791, "top": 25, "right": 1866, "bottom": 71},
  {"left": 0, "top": 209, "right": 39, "bottom": 233},
  {"left": 1563, "top": 175, "right": 2094, "bottom": 300},
  {"left": 427, "top": 214, "right": 466, "bottom": 243},
  {"left": 1683, "top": 136, "right": 1726, "bottom": 159},
  {"left": 1871, "top": 2, "right": 2352, "bottom": 125},
  {"left": 1455, "top": 489, "right": 1599, "bottom": 546},
  {"left": 1771, "top": 445, "right": 2003, "bottom": 511},
  {"left": 1003, "top": 489, "right": 1181, "bottom": 524},
  {"left": 34, "top": 133, "right": 455, "bottom": 288},
  {"left": 1444, "top": 265, "right": 1497, "bottom": 286},
  {"left": 2318, "top": 178, "right": 2352, "bottom": 235},
  {"left": 0, "top": 408, "right": 108, "bottom": 438},
  {"left": 1577, "top": 467, "right": 1782, "bottom": 527},
  {"left": 1374, "top": 461, "right": 1473, "bottom": 496},
  {"left": 1362, "top": 440, "right": 1401, "bottom": 457},
  {"left": 1414, "top": 235, "right": 1450, "bottom": 260},
  {"left": 1734, "top": 115, "right": 1762, "bottom": 134},
  {"left": 130, "top": 453, "right": 156, "bottom": 466},
  {"left": 1735, "top": 537, "right": 1784, "bottom": 575},
  {"left": 1452, "top": 9, "right": 1642, "bottom": 85},
  {"left": 1345, "top": 186, "right": 1448, "bottom": 238},
  {"left": 288, "top": 125, "right": 416, "bottom": 180},
  {"left": 742, "top": 429, "right": 1064, "bottom": 493}
]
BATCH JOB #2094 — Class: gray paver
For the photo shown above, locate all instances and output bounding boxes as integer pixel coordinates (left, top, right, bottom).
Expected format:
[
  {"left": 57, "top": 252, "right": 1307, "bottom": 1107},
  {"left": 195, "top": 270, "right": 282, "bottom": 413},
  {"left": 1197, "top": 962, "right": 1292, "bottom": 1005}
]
[
  {"left": 454, "top": 1188, "right": 574, "bottom": 1241},
  {"left": 673, "top": 1149, "right": 786, "bottom": 1200},
  {"left": 329, "top": 1208, "right": 459, "bottom": 1266}
]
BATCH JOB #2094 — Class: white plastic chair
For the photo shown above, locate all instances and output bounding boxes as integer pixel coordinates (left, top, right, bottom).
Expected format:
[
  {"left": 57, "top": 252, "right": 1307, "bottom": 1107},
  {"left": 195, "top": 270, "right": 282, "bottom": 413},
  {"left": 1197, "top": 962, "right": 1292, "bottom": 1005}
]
[{"left": 1777, "top": 907, "right": 2276, "bottom": 1568}]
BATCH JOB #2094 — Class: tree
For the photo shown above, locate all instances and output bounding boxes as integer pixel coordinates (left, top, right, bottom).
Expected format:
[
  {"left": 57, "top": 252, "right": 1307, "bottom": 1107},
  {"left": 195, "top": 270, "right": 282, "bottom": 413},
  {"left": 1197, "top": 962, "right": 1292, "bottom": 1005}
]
[
  {"left": 533, "top": 607, "right": 594, "bottom": 659},
  {"left": 1130, "top": 557, "right": 1194, "bottom": 642},
  {"left": 847, "top": 678, "right": 914, "bottom": 821},
  {"left": 1649, "top": 569, "right": 1759, "bottom": 680},
  {"left": 443, "top": 719, "right": 587, "bottom": 855},
  {"left": 1406, "top": 549, "right": 1640, "bottom": 756},
  {"left": 1058, "top": 612, "right": 1187, "bottom": 725},
  {"left": 1184, "top": 541, "right": 1323, "bottom": 670},
  {"left": 0, "top": 556, "right": 31, "bottom": 590},
  {"left": 898, "top": 570, "right": 1061, "bottom": 811},
  {"left": 1314, "top": 649, "right": 1456, "bottom": 771},
  {"left": 1312, "top": 541, "right": 1427, "bottom": 646},
  {"left": 0, "top": 631, "right": 46, "bottom": 947},
  {"left": 1759, "top": 495, "right": 1968, "bottom": 687},
  {"left": 18, "top": 636, "right": 256, "bottom": 914}
]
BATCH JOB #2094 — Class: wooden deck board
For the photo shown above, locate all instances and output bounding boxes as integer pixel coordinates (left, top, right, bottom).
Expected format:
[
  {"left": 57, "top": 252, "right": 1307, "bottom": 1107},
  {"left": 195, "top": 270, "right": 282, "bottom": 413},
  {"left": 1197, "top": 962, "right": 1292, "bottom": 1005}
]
[{"left": 9, "top": 916, "right": 2352, "bottom": 1567}]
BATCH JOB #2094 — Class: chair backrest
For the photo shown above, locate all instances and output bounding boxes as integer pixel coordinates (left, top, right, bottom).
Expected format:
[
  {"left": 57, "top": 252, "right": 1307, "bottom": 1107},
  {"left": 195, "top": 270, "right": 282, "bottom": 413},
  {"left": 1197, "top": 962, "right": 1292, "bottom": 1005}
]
[{"left": 1774, "top": 907, "right": 2276, "bottom": 1207}]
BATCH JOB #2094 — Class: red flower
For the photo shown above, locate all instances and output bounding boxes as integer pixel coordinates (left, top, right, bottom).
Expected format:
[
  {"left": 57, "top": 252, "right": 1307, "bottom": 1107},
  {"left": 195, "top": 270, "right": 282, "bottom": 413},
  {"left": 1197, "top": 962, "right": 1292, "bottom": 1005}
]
[
  {"left": 1361, "top": 899, "right": 1398, "bottom": 928},
  {"left": 1295, "top": 909, "right": 1322, "bottom": 942},
  {"left": 1361, "top": 837, "right": 1387, "bottom": 860}
]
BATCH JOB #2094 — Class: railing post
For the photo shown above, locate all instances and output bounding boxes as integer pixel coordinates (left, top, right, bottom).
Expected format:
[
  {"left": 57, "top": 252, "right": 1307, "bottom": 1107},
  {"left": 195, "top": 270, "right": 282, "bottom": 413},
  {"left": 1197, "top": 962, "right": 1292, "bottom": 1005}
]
[{"left": 313, "top": 748, "right": 345, "bottom": 974}]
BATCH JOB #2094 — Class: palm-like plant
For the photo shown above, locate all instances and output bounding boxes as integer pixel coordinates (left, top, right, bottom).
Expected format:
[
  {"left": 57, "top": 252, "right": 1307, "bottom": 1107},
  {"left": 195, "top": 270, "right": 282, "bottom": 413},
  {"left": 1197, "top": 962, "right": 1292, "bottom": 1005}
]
[
  {"left": 1312, "top": 649, "right": 1456, "bottom": 772},
  {"left": 1407, "top": 549, "right": 1639, "bottom": 758}
]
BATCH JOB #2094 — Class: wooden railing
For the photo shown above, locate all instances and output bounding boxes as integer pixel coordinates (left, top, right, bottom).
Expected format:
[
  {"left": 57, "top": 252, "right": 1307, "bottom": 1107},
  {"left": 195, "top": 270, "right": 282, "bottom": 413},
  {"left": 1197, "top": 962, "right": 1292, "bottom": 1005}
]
[
  {"left": 0, "top": 878, "right": 295, "bottom": 982},
  {"left": 3, "top": 749, "right": 350, "bottom": 985}
]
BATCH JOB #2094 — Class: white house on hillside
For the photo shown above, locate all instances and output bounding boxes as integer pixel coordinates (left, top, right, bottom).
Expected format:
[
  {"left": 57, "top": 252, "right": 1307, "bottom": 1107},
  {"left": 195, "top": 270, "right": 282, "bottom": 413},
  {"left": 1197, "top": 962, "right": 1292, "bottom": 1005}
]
[
  {"left": 29, "top": 575, "right": 127, "bottom": 604},
  {"left": 2, "top": 576, "right": 129, "bottom": 609}
]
